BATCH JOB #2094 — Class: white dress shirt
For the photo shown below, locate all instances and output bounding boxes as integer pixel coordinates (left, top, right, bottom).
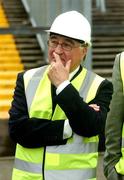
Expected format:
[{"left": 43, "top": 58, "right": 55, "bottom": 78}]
[{"left": 56, "top": 66, "right": 80, "bottom": 139}]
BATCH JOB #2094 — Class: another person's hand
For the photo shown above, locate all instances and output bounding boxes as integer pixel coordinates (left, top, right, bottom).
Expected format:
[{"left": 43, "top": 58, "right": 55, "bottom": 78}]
[{"left": 48, "top": 52, "right": 71, "bottom": 87}]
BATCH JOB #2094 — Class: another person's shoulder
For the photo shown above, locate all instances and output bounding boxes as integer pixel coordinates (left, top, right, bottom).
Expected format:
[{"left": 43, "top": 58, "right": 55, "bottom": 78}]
[{"left": 114, "top": 52, "right": 124, "bottom": 70}]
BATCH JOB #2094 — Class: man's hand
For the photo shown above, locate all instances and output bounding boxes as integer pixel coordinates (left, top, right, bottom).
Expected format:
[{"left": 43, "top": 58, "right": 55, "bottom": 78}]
[
  {"left": 89, "top": 104, "right": 100, "bottom": 112},
  {"left": 48, "top": 52, "right": 71, "bottom": 87}
]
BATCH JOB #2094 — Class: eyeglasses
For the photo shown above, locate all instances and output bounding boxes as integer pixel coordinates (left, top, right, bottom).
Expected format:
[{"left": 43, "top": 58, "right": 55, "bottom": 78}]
[{"left": 47, "top": 39, "right": 85, "bottom": 51}]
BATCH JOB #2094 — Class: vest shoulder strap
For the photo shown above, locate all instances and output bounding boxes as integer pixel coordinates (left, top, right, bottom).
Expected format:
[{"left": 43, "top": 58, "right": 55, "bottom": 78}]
[{"left": 80, "top": 69, "right": 105, "bottom": 102}]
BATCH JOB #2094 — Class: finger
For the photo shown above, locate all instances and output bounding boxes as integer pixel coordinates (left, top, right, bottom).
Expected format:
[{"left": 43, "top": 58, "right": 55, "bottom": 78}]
[
  {"left": 90, "top": 106, "right": 100, "bottom": 111},
  {"left": 93, "top": 108, "right": 100, "bottom": 112},
  {"left": 53, "top": 52, "right": 62, "bottom": 63},
  {"left": 89, "top": 104, "right": 100, "bottom": 111},
  {"left": 50, "top": 61, "right": 55, "bottom": 67},
  {"left": 65, "top": 59, "right": 71, "bottom": 72},
  {"left": 89, "top": 104, "right": 99, "bottom": 107}
]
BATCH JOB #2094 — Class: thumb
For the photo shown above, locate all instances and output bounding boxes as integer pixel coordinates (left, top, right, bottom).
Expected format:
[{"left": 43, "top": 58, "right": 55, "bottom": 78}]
[{"left": 65, "top": 60, "right": 71, "bottom": 72}]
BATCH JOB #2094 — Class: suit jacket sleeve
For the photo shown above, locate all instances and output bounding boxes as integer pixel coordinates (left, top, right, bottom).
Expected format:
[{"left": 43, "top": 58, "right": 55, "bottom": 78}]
[
  {"left": 56, "top": 78, "right": 113, "bottom": 137},
  {"left": 104, "top": 53, "right": 124, "bottom": 178},
  {"left": 9, "top": 70, "right": 113, "bottom": 148},
  {"left": 9, "top": 72, "right": 66, "bottom": 148}
]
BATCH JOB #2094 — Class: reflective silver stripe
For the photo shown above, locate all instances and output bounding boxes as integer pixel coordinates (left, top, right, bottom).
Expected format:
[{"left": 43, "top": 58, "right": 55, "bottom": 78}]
[
  {"left": 46, "top": 142, "right": 98, "bottom": 154},
  {"left": 45, "top": 168, "right": 96, "bottom": 180},
  {"left": 122, "top": 137, "right": 124, "bottom": 148},
  {"left": 14, "top": 158, "right": 42, "bottom": 174},
  {"left": 79, "top": 70, "right": 96, "bottom": 101},
  {"left": 120, "top": 52, "right": 124, "bottom": 92},
  {"left": 25, "top": 65, "right": 47, "bottom": 111},
  {"left": 46, "top": 134, "right": 98, "bottom": 154}
]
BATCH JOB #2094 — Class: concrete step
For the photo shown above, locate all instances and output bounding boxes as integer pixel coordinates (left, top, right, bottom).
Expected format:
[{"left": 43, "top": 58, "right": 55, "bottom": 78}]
[
  {"left": 92, "top": 36, "right": 124, "bottom": 41},
  {"left": 0, "top": 36, "right": 38, "bottom": 43},
  {"left": 0, "top": 79, "right": 16, "bottom": 88},
  {"left": 93, "top": 42, "right": 124, "bottom": 47},
  {"left": 0, "top": 111, "right": 9, "bottom": 119},
  {"left": 94, "top": 68, "right": 113, "bottom": 75},
  {"left": 0, "top": 100, "right": 12, "bottom": 111},
  {"left": 24, "top": 61, "right": 46, "bottom": 69},
  {"left": 16, "top": 44, "right": 41, "bottom": 49},
  {"left": 0, "top": 57, "right": 21, "bottom": 62},
  {"left": 19, "top": 55, "right": 44, "bottom": 61},
  {"left": 93, "top": 54, "right": 116, "bottom": 60},
  {"left": 0, "top": 63, "right": 23, "bottom": 70},
  {"left": 0, "top": 54, "right": 42, "bottom": 61},
  {"left": 93, "top": 47, "right": 124, "bottom": 54},
  {"left": 93, "top": 10, "right": 124, "bottom": 14},
  {"left": 15, "top": 38, "right": 41, "bottom": 43},
  {"left": 0, "top": 43, "right": 21, "bottom": 49},
  {"left": 16, "top": 49, "right": 42, "bottom": 54},
  {"left": 0, "top": 71, "right": 19, "bottom": 79},
  {"left": 0, "top": 51, "right": 21, "bottom": 56},
  {"left": 93, "top": 61, "right": 114, "bottom": 67},
  {"left": 0, "top": 89, "right": 14, "bottom": 99}
]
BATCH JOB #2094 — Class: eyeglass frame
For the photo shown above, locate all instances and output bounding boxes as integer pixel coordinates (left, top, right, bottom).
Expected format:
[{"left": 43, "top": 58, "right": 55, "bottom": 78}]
[{"left": 47, "top": 36, "right": 87, "bottom": 51}]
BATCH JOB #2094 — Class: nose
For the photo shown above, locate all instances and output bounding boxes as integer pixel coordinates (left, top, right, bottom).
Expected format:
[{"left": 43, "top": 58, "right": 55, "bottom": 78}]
[{"left": 54, "top": 44, "right": 64, "bottom": 54}]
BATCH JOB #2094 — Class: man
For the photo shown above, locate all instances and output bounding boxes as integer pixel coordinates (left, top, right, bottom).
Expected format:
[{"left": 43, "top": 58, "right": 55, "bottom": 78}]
[
  {"left": 104, "top": 52, "right": 124, "bottom": 180},
  {"left": 9, "top": 11, "right": 112, "bottom": 180}
]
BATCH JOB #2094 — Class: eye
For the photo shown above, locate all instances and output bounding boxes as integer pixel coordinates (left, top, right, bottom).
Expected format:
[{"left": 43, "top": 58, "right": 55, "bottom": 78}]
[
  {"left": 63, "top": 42, "right": 72, "bottom": 50},
  {"left": 51, "top": 40, "right": 58, "bottom": 45},
  {"left": 49, "top": 40, "right": 58, "bottom": 47}
]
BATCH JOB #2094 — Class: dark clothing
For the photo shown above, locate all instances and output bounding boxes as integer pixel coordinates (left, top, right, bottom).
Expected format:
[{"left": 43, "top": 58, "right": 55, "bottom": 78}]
[
  {"left": 9, "top": 67, "right": 113, "bottom": 148},
  {"left": 104, "top": 53, "right": 124, "bottom": 179}
]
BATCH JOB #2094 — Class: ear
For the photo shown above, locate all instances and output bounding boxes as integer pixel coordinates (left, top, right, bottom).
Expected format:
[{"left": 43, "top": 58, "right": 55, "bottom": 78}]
[
  {"left": 81, "top": 47, "right": 88, "bottom": 59},
  {"left": 83, "top": 47, "right": 88, "bottom": 55}
]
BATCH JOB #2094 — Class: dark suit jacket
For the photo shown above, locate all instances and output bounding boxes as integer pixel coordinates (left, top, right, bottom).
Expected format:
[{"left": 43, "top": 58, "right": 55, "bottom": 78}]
[{"left": 8, "top": 66, "right": 113, "bottom": 148}]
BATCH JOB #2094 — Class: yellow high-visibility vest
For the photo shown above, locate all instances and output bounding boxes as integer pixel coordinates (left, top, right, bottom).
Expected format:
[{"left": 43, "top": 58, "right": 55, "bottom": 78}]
[
  {"left": 115, "top": 52, "right": 124, "bottom": 175},
  {"left": 12, "top": 65, "right": 104, "bottom": 180}
]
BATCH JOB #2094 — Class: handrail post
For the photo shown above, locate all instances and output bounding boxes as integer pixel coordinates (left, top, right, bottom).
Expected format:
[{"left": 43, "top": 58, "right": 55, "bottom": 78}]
[{"left": 96, "top": 0, "right": 106, "bottom": 13}]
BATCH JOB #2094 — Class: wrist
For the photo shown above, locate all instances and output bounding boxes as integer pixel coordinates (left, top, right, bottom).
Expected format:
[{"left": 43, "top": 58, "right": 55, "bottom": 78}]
[{"left": 56, "top": 80, "right": 70, "bottom": 95}]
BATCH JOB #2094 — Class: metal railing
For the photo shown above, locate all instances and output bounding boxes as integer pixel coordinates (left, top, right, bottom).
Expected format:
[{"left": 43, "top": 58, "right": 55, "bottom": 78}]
[
  {"left": 0, "top": 26, "right": 49, "bottom": 35},
  {"left": 96, "top": 0, "right": 106, "bottom": 12}
]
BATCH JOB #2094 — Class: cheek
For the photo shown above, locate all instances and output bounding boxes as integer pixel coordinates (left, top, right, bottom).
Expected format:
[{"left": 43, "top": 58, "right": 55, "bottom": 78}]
[
  {"left": 48, "top": 48, "right": 53, "bottom": 57},
  {"left": 70, "top": 52, "right": 82, "bottom": 67},
  {"left": 65, "top": 51, "right": 73, "bottom": 60},
  {"left": 48, "top": 49, "right": 54, "bottom": 62}
]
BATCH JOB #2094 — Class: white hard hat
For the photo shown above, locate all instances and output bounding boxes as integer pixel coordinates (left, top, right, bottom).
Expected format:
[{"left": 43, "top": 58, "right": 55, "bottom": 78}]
[{"left": 49, "top": 11, "right": 91, "bottom": 45}]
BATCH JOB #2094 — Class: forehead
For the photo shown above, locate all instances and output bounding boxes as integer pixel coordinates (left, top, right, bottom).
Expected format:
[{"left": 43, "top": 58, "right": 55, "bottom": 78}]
[{"left": 49, "top": 33, "right": 77, "bottom": 43}]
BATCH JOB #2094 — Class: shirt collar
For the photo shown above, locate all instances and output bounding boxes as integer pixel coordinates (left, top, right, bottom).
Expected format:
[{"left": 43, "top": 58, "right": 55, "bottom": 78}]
[{"left": 69, "top": 66, "right": 80, "bottom": 80}]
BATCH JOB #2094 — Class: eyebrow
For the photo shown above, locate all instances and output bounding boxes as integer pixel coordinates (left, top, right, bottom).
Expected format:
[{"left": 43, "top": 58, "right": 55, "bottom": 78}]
[
  {"left": 50, "top": 35, "right": 76, "bottom": 45},
  {"left": 50, "top": 35, "right": 58, "bottom": 39}
]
